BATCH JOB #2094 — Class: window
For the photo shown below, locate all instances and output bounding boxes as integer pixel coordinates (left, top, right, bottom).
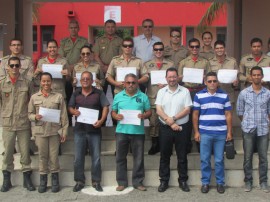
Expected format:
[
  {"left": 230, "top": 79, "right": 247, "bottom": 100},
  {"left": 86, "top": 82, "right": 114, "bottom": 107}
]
[
  {"left": 216, "top": 27, "right": 227, "bottom": 42},
  {"left": 33, "top": 26, "right": 37, "bottom": 52},
  {"left": 186, "top": 27, "right": 194, "bottom": 45},
  {"left": 41, "top": 26, "right": 54, "bottom": 52}
]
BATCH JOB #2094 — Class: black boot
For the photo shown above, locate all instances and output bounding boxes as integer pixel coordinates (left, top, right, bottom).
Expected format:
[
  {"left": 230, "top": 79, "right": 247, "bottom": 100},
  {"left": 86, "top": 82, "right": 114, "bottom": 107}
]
[
  {"left": 1, "top": 170, "right": 12, "bottom": 192},
  {"left": 23, "top": 171, "right": 36, "bottom": 191},
  {"left": 51, "top": 173, "right": 60, "bottom": 193},
  {"left": 38, "top": 174, "right": 47, "bottom": 193},
  {"left": 148, "top": 137, "right": 160, "bottom": 155}
]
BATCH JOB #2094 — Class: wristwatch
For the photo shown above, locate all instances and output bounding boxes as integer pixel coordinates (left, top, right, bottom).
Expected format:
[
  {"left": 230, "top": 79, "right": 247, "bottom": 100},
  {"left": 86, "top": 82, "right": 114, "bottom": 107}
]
[{"left": 172, "top": 116, "right": 177, "bottom": 121}]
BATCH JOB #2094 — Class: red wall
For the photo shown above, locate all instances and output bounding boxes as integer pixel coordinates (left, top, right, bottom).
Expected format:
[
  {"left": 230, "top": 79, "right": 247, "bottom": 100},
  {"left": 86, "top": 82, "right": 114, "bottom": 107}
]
[{"left": 33, "top": 2, "right": 227, "bottom": 62}]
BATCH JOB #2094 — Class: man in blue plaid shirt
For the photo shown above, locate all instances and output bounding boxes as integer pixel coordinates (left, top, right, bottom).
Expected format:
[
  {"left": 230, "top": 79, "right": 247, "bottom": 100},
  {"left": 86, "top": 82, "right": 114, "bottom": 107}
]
[{"left": 237, "top": 66, "right": 270, "bottom": 193}]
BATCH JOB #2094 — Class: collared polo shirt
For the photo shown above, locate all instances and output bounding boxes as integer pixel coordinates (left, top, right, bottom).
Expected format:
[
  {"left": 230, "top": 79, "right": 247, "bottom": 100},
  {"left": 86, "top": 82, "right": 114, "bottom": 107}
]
[
  {"left": 68, "top": 87, "right": 110, "bottom": 133},
  {"left": 193, "top": 88, "right": 232, "bottom": 135},
  {"left": 133, "top": 34, "right": 161, "bottom": 63},
  {"left": 155, "top": 84, "right": 192, "bottom": 125},
  {"left": 237, "top": 85, "right": 270, "bottom": 136},
  {"left": 112, "top": 89, "right": 150, "bottom": 135}
]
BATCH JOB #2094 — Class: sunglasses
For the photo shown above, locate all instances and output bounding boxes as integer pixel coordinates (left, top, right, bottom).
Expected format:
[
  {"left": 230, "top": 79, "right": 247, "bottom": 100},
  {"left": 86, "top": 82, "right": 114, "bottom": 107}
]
[
  {"left": 207, "top": 80, "right": 218, "bottom": 83},
  {"left": 9, "top": 64, "right": 20, "bottom": 68},
  {"left": 122, "top": 44, "right": 133, "bottom": 48},
  {"left": 125, "top": 81, "right": 136, "bottom": 85},
  {"left": 190, "top": 45, "right": 200, "bottom": 49},
  {"left": 154, "top": 48, "right": 164, "bottom": 52},
  {"left": 81, "top": 52, "right": 90, "bottom": 56},
  {"left": 171, "top": 35, "right": 181, "bottom": 38},
  {"left": 143, "top": 25, "right": 153, "bottom": 28}
]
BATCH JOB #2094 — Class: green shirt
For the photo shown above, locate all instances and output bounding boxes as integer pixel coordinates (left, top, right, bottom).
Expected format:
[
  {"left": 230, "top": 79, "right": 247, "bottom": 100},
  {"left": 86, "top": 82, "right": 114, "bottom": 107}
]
[{"left": 112, "top": 89, "right": 150, "bottom": 135}]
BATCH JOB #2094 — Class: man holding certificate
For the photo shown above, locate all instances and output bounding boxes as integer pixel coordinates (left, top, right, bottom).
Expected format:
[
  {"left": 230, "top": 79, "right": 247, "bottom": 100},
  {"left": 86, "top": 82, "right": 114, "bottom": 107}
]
[
  {"left": 144, "top": 41, "right": 174, "bottom": 155},
  {"left": 178, "top": 38, "right": 209, "bottom": 153},
  {"left": 111, "top": 73, "right": 151, "bottom": 192},
  {"left": 106, "top": 38, "right": 149, "bottom": 96},
  {"left": 208, "top": 40, "right": 239, "bottom": 104},
  {"left": 34, "top": 39, "right": 70, "bottom": 97},
  {"left": 0, "top": 57, "right": 35, "bottom": 192},
  {"left": 68, "top": 71, "right": 109, "bottom": 192},
  {"left": 28, "top": 72, "right": 68, "bottom": 193}
]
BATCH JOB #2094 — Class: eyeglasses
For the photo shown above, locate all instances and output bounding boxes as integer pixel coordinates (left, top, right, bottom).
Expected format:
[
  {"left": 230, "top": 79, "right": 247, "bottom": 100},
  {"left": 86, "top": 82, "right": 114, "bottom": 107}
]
[
  {"left": 143, "top": 25, "right": 153, "bottom": 28},
  {"left": 10, "top": 44, "right": 21, "bottom": 47},
  {"left": 190, "top": 45, "right": 200, "bottom": 49},
  {"left": 122, "top": 44, "right": 133, "bottom": 48},
  {"left": 81, "top": 52, "right": 91, "bottom": 56},
  {"left": 81, "top": 78, "right": 91, "bottom": 81},
  {"left": 154, "top": 48, "right": 164, "bottom": 52},
  {"left": 171, "top": 35, "right": 181, "bottom": 38},
  {"left": 207, "top": 80, "right": 218, "bottom": 83},
  {"left": 125, "top": 81, "right": 136, "bottom": 85},
  {"left": 9, "top": 64, "right": 20, "bottom": 68}
]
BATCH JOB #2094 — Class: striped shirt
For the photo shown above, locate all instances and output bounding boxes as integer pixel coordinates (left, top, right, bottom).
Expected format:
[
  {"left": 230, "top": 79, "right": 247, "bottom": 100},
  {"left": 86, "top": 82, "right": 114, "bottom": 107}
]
[
  {"left": 193, "top": 88, "right": 232, "bottom": 135},
  {"left": 236, "top": 85, "right": 270, "bottom": 136}
]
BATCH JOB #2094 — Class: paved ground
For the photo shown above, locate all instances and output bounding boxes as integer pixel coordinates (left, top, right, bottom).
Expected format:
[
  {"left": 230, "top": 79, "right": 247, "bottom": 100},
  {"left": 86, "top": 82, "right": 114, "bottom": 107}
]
[{"left": 0, "top": 186, "right": 268, "bottom": 202}]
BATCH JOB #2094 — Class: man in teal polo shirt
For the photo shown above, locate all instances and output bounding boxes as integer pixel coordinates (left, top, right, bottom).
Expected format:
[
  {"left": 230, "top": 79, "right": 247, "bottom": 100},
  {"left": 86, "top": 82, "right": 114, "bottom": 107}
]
[{"left": 112, "top": 73, "right": 151, "bottom": 192}]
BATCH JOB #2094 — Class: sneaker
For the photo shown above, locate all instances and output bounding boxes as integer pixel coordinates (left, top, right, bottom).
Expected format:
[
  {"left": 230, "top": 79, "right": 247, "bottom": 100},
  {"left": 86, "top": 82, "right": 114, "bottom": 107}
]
[
  {"left": 244, "top": 181, "right": 252, "bottom": 192},
  {"left": 134, "top": 185, "right": 147, "bottom": 191},
  {"left": 216, "top": 184, "right": 225, "bottom": 194},
  {"left": 116, "top": 185, "right": 127, "bottom": 191},
  {"left": 260, "top": 182, "right": 270, "bottom": 193}
]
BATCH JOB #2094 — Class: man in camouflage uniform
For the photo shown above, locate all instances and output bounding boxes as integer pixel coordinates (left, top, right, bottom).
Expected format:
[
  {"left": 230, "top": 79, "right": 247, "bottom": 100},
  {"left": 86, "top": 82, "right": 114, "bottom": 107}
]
[
  {"left": 145, "top": 42, "right": 174, "bottom": 155},
  {"left": 178, "top": 38, "right": 209, "bottom": 153},
  {"left": 164, "top": 29, "right": 188, "bottom": 66},
  {"left": 0, "top": 57, "right": 35, "bottom": 192},
  {"left": 0, "top": 38, "right": 34, "bottom": 81},
  {"left": 93, "top": 19, "right": 123, "bottom": 95},
  {"left": 239, "top": 37, "right": 270, "bottom": 88}
]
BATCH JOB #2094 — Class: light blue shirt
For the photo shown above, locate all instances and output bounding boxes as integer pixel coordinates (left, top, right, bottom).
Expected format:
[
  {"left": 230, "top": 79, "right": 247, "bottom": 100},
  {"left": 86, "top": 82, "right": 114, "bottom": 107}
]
[{"left": 133, "top": 34, "right": 161, "bottom": 63}]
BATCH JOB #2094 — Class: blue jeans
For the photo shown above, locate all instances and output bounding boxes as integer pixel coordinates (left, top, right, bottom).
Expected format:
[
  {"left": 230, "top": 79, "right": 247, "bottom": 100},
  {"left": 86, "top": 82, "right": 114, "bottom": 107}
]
[
  {"left": 116, "top": 133, "right": 145, "bottom": 187},
  {"left": 242, "top": 130, "right": 269, "bottom": 184},
  {"left": 74, "top": 131, "right": 101, "bottom": 183},
  {"left": 200, "top": 133, "right": 226, "bottom": 185}
]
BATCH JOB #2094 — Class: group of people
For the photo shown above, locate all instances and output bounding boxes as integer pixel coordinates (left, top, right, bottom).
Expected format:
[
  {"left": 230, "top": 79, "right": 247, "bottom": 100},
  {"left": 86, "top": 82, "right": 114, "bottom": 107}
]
[{"left": 0, "top": 17, "right": 269, "bottom": 195}]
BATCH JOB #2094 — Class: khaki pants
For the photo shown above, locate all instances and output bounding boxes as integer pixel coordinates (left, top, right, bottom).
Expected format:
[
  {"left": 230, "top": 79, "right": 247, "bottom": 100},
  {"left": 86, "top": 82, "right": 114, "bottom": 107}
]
[
  {"left": 35, "top": 135, "right": 60, "bottom": 174},
  {"left": 149, "top": 108, "right": 159, "bottom": 138},
  {"left": 2, "top": 129, "right": 31, "bottom": 172}
]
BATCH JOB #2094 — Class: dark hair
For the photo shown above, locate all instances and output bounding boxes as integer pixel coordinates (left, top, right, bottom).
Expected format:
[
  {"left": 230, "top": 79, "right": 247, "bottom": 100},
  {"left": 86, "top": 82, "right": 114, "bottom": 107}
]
[
  {"left": 205, "top": 71, "right": 217, "bottom": 80},
  {"left": 250, "top": 37, "right": 262, "bottom": 46},
  {"left": 142, "top": 19, "right": 154, "bottom": 26},
  {"left": 170, "top": 28, "right": 181, "bottom": 37},
  {"left": 166, "top": 67, "right": 178, "bottom": 77},
  {"left": 122, "top": 37, "right": 134, "bottom": 46},
  {"left": 80, "top": 45, "right": 93, "bottom": 53},
  {"left": 105, "top": 19, "right": 116, "bottom": 26},
  {"left": 10, "top": 38, "right": 23, "bottom": 46},
  {"left": 250, "top": 66, "right": 263, "bottom": 76},
  {"left": 125, "top": 73, "right": 138, "bottom": 81},
  {"left": 188, "top": 38, "right": 200, "bottom": 47},
  {"left": 153, "top": 41, "right": 164, "bottom": 49},
  {"left": 69, "top": 19, "right": 79, "bottom": 28},
  {"left": 214, "top": 40, "right": 226, "bottom": 48},
  {"left": 47, "top": 39, "right": 58, "bottom": 47},
  {"left": 8, "top": 56, "right": 21, "bottom": 66},
  {"left": 40, "top": 72, "right": 53, "bottom": 80},
  {"left": 202, "top": 31, "right": 213, "bottom": 40},
  {"left": 81, "top": 71, "right": 93, "bottom": 80}
]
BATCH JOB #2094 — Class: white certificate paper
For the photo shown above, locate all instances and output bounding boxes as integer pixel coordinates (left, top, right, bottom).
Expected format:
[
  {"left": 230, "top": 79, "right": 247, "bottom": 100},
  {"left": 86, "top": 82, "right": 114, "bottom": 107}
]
[
  {"left": 76, "top": 72, "right": 96, "bottom": 87},
  {"left": 217, "top": 69, "right": 237, "bottom": 83},
  {"left": 182, "top": 67, "right": 204, "bottom": 84},
  {"left": 119, "top": 109, "right": 141, "bottom": 125},
  {"left": 151, "top": 70, "right": 167, "bottom": 85},
  {"left": 77, "top": 107, "right": 99, "bottom": 125},
  {"left": 42, "top": 64, "right": 63, "bottom": 79},
  {"left": 262, "top": 67, "right": 270, "bottom": 82},
  {"left": 39, "top": 107, "right": 60, "bottom": 123},
  {"left": 116, "top": 67, "right": 137, "bottom": 82}
]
